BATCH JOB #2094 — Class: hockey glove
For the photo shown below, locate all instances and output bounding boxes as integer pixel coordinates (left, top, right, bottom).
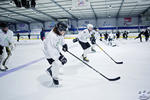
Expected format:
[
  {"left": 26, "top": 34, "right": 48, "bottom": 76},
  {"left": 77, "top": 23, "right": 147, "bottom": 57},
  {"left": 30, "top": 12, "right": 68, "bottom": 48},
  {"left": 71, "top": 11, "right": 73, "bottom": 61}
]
[
  {"left": 59, "top": 54, "right": 67, "bottom": 65},
  {"left": 73, "top": 38, "right": 79, "bottom": 43},
  {"left": 90, "top": 36, "right": 96, "bottom": 44},
  {"left": 62, "top": 44, "right": 68, "bottom": 52},
  {"left": 47, "top": 58, "right": 55, "bottom": 64}
]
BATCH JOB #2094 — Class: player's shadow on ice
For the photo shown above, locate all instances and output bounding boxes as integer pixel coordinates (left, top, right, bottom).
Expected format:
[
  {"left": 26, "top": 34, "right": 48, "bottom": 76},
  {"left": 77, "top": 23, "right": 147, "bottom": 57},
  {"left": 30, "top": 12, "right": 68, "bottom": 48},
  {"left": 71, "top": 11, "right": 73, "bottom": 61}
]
[
  {"left": 37, "top": 74, "right": 53, "bottom": 88},
  {"left": 37, "top": 63, "right": 83, "bottom": 88}
]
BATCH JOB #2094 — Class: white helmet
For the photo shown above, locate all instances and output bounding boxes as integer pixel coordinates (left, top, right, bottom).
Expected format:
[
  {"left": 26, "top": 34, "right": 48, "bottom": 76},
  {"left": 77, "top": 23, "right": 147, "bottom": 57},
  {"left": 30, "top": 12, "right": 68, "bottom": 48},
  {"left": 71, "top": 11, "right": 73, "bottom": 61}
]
[{"left": 87, "top": 24, "right": 93, "bottom": 29}]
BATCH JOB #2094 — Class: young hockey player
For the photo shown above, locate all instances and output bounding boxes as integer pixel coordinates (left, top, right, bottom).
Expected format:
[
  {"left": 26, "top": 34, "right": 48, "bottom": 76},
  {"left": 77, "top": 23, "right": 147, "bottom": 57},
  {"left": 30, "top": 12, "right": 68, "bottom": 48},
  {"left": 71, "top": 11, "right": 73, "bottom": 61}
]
[
  {"left": 143, "top": 29, "right": 149, "bottom": 42},
  {"left": 123, "top": 31, "right": 126, "bottom": 39},
  {"left": 0, "top": 23, "right": 14, "bottom": 71},
  {"left": 73, "top": 24, "right": 95, "bottom": 62},
  {"left": 91, "top": 27, "right": 101, "bottom": 51},
  {"left": 122, "top": 31, "right": 129, "bottom": 40},
  {"left": 99, "top": 32, "right": 103, "bottom": 41},
  {"left": 40, "top": 28, "right": 45, "bottom": 41},
  {"left": 43, "top": 22, "right": 68, "bottom": 86},
  {"left": 104, "top": 31, "right": 108, "bottom": 41},
  {"left": 108, "top": 32, "right": 116, "bottom": 46},
  {"left": 17, "top": 33, "right": 20, "bottom": 42},
  {"left": 93, "top": 27, "right": 102, "bottom": 41},
  {"left": 135, "top": 31, "right": 144, "bottom": 42},
  {"left": 116, "top": 31, "right": 120, "bottom": 39}
]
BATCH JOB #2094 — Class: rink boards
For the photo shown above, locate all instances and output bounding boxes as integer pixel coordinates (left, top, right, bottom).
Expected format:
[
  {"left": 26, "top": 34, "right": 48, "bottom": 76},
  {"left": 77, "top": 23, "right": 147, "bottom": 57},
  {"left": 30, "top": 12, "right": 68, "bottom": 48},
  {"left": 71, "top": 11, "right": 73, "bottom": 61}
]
[{"left": 13, "top": 33, "right": 146, "bottom": 40}]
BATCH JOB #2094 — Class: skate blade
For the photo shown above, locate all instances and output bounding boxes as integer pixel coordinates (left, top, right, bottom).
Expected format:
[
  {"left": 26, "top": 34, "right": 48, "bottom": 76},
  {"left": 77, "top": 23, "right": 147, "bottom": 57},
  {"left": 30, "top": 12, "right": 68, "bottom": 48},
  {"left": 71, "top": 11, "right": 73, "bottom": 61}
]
[
  {"left": 0, "top": 69, "right": 6, "bottom": 71},
  {"left": 49, "top": 83, "right": 63, "bottom": 88},
  {"left": 83, "top": 60, "right": 89, "bottom": 62}
]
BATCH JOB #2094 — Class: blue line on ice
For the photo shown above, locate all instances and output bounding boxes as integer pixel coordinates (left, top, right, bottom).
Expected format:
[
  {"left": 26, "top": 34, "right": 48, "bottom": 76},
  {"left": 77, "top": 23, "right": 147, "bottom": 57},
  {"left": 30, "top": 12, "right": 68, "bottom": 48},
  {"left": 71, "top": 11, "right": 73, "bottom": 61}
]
[{"left": 0, "top": 57, "right": 45, "bottom": 78}]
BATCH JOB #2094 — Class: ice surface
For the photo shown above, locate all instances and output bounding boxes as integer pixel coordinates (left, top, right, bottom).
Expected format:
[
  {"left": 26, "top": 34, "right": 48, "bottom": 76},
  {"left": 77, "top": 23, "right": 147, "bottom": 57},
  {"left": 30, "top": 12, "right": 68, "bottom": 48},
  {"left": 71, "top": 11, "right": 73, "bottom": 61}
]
[{"left": 0, "top": 38, "right": 150, "bottom": 100}]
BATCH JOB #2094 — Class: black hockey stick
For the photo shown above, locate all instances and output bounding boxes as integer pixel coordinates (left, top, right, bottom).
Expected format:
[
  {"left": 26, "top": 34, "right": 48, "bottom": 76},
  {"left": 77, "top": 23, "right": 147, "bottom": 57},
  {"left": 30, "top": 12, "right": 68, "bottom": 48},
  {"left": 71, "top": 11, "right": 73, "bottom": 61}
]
[
  {"left": 96, "top": 44, "right": 123, "bottom": 64},
  {"left": 67, "top": 51, "right": 120, "bottom": 81}
]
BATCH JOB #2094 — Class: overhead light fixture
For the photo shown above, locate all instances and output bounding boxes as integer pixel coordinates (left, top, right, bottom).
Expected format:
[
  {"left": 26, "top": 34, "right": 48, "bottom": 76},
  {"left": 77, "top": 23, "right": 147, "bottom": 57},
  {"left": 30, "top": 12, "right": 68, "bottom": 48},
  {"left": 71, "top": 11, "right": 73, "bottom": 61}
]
[
  {"left": 10, "top": 0, "right": 15, "bottom": 6},
  {"left": 108, "top": 5, "right": 112, "bottom": 8},
  {"left": 69, "top": 8, "right": 72, "bottom": 11},
  {"left": 7, "top": 14, "right": 11, "bottom": 17}
]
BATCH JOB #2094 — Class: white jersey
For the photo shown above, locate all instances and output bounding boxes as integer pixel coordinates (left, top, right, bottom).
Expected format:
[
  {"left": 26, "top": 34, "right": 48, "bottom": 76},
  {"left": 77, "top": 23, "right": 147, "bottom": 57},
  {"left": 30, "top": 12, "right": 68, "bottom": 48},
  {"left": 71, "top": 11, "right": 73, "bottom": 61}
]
[
  {"left": 92, "top": 30, "right": 100, "bottom": 39},
  {"left": 78, "top": 29, "right": 94, "bottom": 43},
  {"left": 0, "top": 29, "right": 14, "bottom": 47},
  {"left": 43, "top": 30, "right": 65, "bottom": 60},
  {"left": 108, "top": 33, "right": 114, "bottom": 39}
]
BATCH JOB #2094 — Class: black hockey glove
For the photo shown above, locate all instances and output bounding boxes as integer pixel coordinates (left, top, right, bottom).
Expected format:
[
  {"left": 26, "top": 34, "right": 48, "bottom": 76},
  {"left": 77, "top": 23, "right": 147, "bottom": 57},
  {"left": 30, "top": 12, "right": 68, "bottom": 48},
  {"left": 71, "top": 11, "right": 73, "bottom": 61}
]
[
  {"left": 47, "top": 58, "right": 55, "bottom": 64},
  {"left": 73, "top": 38, "right": 79, "bottom": 43},
  {"left": 62, "top": 44, "right": 68, "bottom": 52},
  {"left": 59, "top": 53, "right": 67, "bottom": 65},
  {"left": 90, "top": 36, "right": 96, "bottom": 44}
]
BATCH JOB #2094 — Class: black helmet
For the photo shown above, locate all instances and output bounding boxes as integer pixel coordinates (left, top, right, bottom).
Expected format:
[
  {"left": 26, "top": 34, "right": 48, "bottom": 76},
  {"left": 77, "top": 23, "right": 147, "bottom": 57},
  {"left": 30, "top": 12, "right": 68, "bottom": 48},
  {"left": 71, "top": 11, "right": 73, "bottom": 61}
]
[
  {"left": 0, "top": 23, "right": 8, "bottom": 28},
  {"left": 55, "top": 21, "right": 67, "bottom": 31}
]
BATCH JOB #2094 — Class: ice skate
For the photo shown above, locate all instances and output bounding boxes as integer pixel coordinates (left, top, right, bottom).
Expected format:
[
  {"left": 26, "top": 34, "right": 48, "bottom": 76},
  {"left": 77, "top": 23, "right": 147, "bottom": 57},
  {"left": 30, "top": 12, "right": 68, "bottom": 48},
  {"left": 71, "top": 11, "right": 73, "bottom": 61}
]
[
  {"left": 82, "top": 54, "right": 89, "bottom": 62},
  {"left": 91, "top": 47, "right": 96, "bottom": 52},
  {"left": 46, "top": 67, "right": 59, "bottom": 86}
]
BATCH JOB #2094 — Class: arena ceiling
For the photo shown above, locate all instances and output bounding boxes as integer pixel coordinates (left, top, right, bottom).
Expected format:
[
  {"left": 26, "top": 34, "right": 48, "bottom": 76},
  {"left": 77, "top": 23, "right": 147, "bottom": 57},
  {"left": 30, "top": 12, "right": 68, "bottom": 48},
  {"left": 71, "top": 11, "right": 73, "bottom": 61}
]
[{"left": 0, "top": 0, "right": 150, "bottom": 23}]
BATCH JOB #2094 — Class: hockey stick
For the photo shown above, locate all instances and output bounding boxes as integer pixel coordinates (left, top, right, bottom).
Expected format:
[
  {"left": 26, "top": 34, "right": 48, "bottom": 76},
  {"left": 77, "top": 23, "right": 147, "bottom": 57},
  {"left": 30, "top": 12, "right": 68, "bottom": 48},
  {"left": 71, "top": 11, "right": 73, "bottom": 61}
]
[
  {"left": 96, "top": 44, "right": 123, "bottom": 64},
  {"left": 67, "top": 51, "right": 120, "bottom": 81}
]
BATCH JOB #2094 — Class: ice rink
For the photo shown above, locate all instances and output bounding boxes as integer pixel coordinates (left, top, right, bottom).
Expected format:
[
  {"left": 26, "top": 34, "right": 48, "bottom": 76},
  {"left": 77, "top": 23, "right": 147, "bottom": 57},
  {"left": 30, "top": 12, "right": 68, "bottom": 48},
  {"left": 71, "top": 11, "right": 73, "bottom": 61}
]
[{"left": 0, "top": 38, "right": 150, "bottom": 100}]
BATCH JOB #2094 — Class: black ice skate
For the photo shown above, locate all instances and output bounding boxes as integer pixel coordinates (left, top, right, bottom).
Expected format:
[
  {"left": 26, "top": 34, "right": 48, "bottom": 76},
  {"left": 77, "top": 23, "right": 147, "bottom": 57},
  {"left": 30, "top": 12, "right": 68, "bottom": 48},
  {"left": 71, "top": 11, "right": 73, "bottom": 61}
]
[
  {"left": 46, "top": 67, "right": 59, "bottom": 85},
  {"left": 53, "top": 79, "right": 59, "bottom": 85},
  {"left": 91, "top": 48, "right": 96, "bottom": 52}
]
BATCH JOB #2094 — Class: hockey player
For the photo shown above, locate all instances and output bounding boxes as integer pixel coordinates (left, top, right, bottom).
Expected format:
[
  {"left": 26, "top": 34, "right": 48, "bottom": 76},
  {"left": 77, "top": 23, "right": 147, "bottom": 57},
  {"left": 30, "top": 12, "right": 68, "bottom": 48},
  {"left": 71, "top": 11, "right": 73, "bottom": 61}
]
[
  {"left": 116, "top": 31, "right": 120, "bottom": 39},
  {"left": 40, "top": 28, "right": 45, "bottom": 41},
  {"left": 99, "top": 32, "right": 103, "bottom": 41},
  {"left": 17, "top": 33, "right": 20, "bottom": 42},
  {"left": 0, "top": 23, "right": 14, "bottom": 71},
  {"left": 123, "top": 31, "right": 126, "bottom": 39},
  {"left": 104, "top": 31, "right": 108, "bottom": 41},
  {"left": 108, "top": 32, "right": 116, "bottom": 46},
  {"left": 126, "top": 31, "right": 129, "bottom": 39},
  {"left": 143, "top": 29, "right": 149, "bottom": 42},
  {"left": 93, "top": 27, "right": 102, "bottom": 41},
  {"left": 135, "top": 31, "right": 144, "bottom": 42},
  {"left": 122, "top": 31, "right": 129, "bottom": 40},
  {"left": 73, "top": 24, "right": 95, "bottom": 62},
  {"left": 91, "top": 27, "right": 101, "bottom": 51},
  {"left": 43, "top": 22, "right": 68, "bottom": 86}
]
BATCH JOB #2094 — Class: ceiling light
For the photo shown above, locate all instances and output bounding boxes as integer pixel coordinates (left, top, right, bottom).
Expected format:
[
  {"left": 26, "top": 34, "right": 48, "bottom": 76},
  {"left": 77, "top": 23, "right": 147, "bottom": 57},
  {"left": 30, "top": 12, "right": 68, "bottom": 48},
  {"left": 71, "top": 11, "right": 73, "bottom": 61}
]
[
  {"left": 7, "top": 14, "right": 11, "bottom": 17},
  {"left": 108, "top": 5, "right": 112, "bottom": 8}
]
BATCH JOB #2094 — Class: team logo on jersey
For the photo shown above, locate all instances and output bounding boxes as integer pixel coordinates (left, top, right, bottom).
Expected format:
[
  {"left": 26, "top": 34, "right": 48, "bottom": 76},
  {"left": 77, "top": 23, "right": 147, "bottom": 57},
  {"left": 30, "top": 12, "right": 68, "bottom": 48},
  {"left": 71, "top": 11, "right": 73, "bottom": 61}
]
[{"left": 138, "top": 90, "right": 150, "bottom": 100}]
